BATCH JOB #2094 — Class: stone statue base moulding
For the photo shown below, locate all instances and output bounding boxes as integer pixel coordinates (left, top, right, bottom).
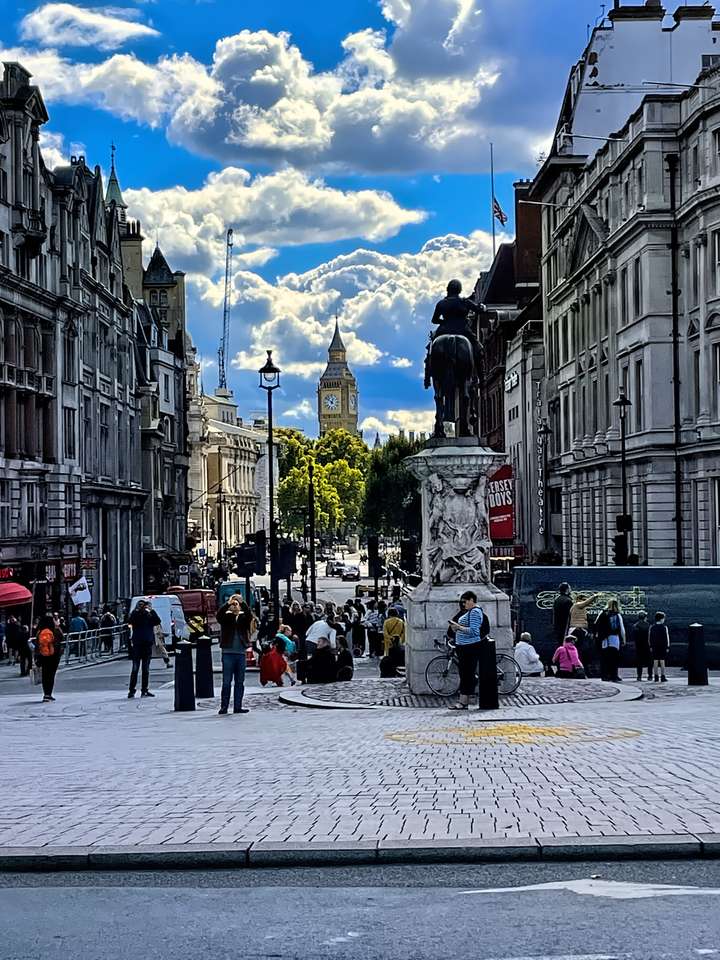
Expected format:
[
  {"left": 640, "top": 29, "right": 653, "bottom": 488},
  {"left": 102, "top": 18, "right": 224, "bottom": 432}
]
[{"left": 404, "top": 443, "right": 513, "bottom": 695}]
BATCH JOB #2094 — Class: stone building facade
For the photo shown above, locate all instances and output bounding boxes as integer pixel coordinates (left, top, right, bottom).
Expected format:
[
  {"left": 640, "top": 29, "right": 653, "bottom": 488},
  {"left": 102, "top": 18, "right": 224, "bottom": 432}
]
[
  {"left": 0, "top": 62, "right": 144, "bottom": 611},
  {"left": 185, "top": 347, "right": 273, "bottom": 565},
  {"left": 120, "top": 223, "right": 190, "bottom": 591},
  {"left": 533, "top": 49, "right": 720, "bottom": 565},
  {"left": 317, "top": 322, "right": 359, "bottom": 436}
]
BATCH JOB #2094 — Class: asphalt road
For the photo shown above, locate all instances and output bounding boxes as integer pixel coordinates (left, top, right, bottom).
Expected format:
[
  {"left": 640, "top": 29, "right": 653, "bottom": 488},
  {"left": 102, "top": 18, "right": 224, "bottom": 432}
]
[{"left": 2, "top": 860, "right": 719, "bottom": 959}]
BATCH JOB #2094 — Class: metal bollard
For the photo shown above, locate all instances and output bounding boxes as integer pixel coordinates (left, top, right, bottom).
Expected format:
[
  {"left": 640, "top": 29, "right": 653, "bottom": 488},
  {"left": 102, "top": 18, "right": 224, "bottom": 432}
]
[
  {"left": 478, "top": 637, "right": 499, "bottom": 710},
  {"left": 687, "top": 623, "right": 709, "bottom": 687},
  {"left": 174, "top": 640, "right": 196, "bottom": 711},
  {"left": 195, "top": 634, "right": 214, "bottom": 698}
]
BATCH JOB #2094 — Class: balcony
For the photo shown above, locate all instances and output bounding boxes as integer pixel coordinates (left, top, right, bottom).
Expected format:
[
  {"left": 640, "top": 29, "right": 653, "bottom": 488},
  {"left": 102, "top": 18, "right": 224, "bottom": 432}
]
[
  {"left": 38, "top": 374, "right": 54, "bottom": 396},
  {"left": 11, "top": 206, "right": 47, "bottom": 258}
]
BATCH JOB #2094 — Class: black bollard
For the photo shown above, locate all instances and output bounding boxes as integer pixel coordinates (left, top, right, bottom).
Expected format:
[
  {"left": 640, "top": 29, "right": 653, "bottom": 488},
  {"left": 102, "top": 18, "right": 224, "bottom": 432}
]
[
  {"left": 195, "top": 634, "right": 214, "bottom": 698},
  {"left": 478, "top": 638, "right": 499, "bottom": 710},
  {"left": 687, "top": 622, "right": 709, "bottom": 687},
  {"left": 174, "top": 640, "right": 196, "bottom": 711}
]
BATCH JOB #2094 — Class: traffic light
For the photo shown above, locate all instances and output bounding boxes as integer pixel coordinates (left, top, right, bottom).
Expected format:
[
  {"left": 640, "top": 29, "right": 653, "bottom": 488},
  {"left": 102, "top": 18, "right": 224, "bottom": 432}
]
[
  {"left": 233, "top": 543, "right": 256, "bottom": 577},
  {"left": 612, "top": 533, "right": 629, "bottom": 566},
  {"left": 400, "top": 537, "right": 418, "bottom": 574},
  {"left": 276, "top": 541, "right": 298, "bottom": 580},
  {"left": 245, "top": 530, "right": 266, "bottom": 575},
  {"left": 367, "top": 534, "right": 381, "bottom": 578}
]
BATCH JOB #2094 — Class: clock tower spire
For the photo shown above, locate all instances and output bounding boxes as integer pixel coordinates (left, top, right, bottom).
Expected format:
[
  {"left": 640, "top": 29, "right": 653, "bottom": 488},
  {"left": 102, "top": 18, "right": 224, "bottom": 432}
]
[{"left": 317, "top": 319, "right": 359, "bottom": 436}]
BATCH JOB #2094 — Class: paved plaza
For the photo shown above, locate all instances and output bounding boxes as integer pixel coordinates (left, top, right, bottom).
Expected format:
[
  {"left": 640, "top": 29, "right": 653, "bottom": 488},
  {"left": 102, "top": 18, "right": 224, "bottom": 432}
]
[{"left": 2, "top": 675, "right": 720, "bottom": 852}]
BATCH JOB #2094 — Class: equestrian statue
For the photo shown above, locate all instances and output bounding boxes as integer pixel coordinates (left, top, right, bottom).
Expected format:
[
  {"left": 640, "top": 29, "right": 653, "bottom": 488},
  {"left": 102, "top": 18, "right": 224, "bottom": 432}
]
[{"left": 424, "top": 279, "right": 485, "bottom": 439}]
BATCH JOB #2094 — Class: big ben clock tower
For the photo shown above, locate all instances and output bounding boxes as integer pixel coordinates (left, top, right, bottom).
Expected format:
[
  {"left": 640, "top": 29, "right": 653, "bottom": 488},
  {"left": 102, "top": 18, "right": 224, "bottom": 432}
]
[{"left": 317, "top": 321, "right": 360, "bottom": 436}]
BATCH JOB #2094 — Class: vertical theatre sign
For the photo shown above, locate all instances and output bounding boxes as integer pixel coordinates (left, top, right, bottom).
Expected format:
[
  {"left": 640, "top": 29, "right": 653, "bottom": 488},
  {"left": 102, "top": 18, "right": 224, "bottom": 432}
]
[
  {"left": 488, "top": 465, "right": 514, "bottom": 541},
  {"left": 536, "top": 382, "right": 545, "bottom": 537}
]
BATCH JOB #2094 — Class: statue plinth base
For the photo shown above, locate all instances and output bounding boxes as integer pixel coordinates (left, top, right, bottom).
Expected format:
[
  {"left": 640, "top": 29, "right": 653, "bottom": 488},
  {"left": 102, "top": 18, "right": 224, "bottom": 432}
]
[{"left": 404, "top": 443, "right": 512, "bottom": 696}]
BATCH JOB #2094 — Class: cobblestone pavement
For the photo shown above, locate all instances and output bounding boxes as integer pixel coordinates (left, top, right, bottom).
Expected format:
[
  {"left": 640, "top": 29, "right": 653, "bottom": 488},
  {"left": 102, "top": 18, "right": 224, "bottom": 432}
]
[
  {"left": 2, "top": 679, "right": 720, "bottom": 848},
  {"left": 298, "top": 676, "right": 622, "bottom": 707}
]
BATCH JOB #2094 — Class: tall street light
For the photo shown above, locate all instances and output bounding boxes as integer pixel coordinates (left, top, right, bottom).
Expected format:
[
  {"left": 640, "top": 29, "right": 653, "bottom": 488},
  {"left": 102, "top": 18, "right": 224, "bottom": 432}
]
[
  {"left": 308, "top": 459, "right": 317, "bottom": 604},
  {"left": 613, "top": 386, "right": 633, "bottom": 563},
  {"left": 537, "top": 418, "right": 552, "bottom": 554},
  {"left": 259, "top": 350, "right": 281, "bottom": 628}
]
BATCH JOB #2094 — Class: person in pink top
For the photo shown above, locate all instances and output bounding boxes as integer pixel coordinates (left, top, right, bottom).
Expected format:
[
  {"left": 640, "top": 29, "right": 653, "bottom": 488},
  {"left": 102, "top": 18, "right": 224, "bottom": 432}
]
[{"left": 552, "top": 635, "right": 586, "bottom": 679}]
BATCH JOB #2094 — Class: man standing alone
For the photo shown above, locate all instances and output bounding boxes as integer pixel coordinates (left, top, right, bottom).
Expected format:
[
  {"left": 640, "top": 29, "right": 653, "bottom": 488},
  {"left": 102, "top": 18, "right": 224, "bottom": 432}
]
[
  {"left": 128, "top": 600, "right": 161, "bottom": 699},
  {"left": 217, "top": 595, "right": 253, "bottom": 715},
  {"left": 553, "top": 583, "right": 573, "bottom": 645}
]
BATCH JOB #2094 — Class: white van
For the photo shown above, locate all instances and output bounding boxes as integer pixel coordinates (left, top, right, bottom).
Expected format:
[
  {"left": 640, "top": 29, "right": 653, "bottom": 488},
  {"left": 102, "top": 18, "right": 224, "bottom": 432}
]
[{"left": 128, "top": 595, "right": 190, "bottom": 645}]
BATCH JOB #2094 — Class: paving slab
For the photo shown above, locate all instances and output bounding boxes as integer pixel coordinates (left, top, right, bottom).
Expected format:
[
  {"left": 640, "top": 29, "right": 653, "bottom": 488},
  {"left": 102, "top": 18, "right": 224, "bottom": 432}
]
[
  {"left": 377, "top": 837, "right": 540, "bottom": 863},
  {"left": 249, "top": 840, "right": 378, "bottom": 866}
]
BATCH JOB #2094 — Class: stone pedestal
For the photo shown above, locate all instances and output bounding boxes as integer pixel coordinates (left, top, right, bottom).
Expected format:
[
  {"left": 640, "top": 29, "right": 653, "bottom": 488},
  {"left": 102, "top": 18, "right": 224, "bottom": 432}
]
[{"left": 404, "top": 443, "right": 512, "bottom": 695}]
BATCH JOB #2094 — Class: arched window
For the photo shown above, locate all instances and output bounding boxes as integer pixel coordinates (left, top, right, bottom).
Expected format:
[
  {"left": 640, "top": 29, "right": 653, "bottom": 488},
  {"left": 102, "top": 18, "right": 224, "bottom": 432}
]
[{"left": 159, "top": 290, "right": 168, "bottom": 306}]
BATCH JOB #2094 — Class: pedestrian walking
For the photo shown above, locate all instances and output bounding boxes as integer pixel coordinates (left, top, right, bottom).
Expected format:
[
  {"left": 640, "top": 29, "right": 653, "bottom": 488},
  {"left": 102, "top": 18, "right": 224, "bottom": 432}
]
[
  {"left": 631, "top": 612, "right": 653, "bottom": 682},
  {"left": 553, "top": 582, "right": 573, "bottom": 644},
  {"left": 217, "top": 595, "right": 252, "bottom": 714},
  {"left": 595, "top": 598, "right": 625, "bottom": 682},
  {"left": 4, "top": 615, "right": 19, "bottom": 665},
  {"left": 363, "top": 600, "right": 383, "bottom": 658},
  {"left": 447, "top": 591, "right": 485, "bottom": 711},
  {"left": 382, "top": 607, "right": 405, "bottom": 656},
  {"left": 100, "top": 607, "right": 117, "bottom": 653},
  {"left": 552, "top": 635, "right": 585, "bottom": 679},
  {"left": 513, "top": 632, "right": 544, "bottom": 677},
  {"left": 17, "top": 621, "right": 32, "bottom": 677},
  {"left": 127, "top": 599, "right": 161, "bottom": 698},
  {"left": 34, "top": 614, "right": 64, "bottom": 702},
  {"left": 649, "top": 611, "right": 670, "bottom": 683}
]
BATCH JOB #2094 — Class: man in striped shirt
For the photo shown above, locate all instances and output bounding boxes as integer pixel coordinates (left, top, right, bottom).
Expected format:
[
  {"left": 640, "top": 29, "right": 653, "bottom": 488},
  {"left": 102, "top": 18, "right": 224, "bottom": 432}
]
[{"left": 448, "top": 590, "right": 486, "bottom": 711}]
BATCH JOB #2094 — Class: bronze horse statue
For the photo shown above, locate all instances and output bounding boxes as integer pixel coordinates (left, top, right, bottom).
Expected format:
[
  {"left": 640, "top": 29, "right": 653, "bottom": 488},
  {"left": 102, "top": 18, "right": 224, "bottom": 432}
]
[{"left": 425, "top": 280, "right": 484, "bottom": 439}]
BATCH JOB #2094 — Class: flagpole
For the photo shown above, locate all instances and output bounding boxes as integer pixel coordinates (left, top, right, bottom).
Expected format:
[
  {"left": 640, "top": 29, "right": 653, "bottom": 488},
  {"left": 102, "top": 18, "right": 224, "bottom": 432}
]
[{"left": 490, "top": 141, "right": 497, "bottom": 259}]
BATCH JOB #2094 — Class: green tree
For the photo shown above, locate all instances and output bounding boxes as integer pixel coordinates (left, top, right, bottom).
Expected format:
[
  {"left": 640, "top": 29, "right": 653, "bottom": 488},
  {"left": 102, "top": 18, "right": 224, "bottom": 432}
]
[
  {"left": 362, "top": 435, "right": 423, "bottom": 538},
  {"left": 275, "top": 427, "right": 314, "bottom": 478},
  {"left": 278, "top": 461, "right": 344, "bottom": 535},
  {"left": 324, "top": 459, "right": 365, "bottom": 529},
  {"left": 314, "top": 428, "right": 370, "bottom": 474}
]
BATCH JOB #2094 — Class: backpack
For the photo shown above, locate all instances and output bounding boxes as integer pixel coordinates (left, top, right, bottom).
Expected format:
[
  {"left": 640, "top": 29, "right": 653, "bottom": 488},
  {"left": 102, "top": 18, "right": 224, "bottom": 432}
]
[
  {"left": 36, "top": 627, "right": 55, "bottom": 657},
  {"left": 480, "top": 612, "right": 491, "bottom": 638},
  {"left": 608, "top": 613, "right": 620, "bottom": 633}
]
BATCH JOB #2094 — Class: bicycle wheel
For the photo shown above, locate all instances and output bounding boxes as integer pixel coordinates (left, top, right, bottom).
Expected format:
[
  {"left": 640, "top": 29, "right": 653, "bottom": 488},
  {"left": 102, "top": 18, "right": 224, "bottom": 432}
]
[
  {"left": 496, "top": 654, "right": 522, "bottom": 696},
  {"left": 425, "top": 655, "right": 460, "bottom": 697}
]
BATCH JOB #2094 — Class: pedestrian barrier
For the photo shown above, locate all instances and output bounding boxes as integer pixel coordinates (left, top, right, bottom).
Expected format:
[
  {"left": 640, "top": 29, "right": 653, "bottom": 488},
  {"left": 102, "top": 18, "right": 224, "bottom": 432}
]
[{"left": 61, "top": 625, "right": 129, "bottom": 665}]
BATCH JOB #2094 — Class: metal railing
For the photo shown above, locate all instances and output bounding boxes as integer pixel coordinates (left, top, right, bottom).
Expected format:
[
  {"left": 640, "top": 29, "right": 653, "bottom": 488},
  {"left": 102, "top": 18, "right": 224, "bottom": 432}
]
[{"left": 61, "top": 625, "right": 130, "bottom": 665}]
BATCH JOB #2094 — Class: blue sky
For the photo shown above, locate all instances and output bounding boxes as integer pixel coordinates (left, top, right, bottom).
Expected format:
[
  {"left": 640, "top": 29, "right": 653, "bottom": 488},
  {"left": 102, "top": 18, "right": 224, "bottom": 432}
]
[{"left": 1, "top": 0, "right": 604, "bottom": 436}]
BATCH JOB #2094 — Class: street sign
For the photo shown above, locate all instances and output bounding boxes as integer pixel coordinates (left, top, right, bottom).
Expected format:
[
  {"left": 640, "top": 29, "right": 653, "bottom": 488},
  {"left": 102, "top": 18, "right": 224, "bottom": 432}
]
[
  {"left": 178, "top": 574, "right": 189, "bottom": 587},
  {"left": 179, "top": 564, "right": 189, "bottom": 574}
]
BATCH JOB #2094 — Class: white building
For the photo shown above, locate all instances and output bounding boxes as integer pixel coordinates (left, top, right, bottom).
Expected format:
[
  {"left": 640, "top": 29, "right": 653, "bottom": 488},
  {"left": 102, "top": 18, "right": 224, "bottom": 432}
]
[{"left": 532, "top": 2, "right": 720, "bottom": 565}]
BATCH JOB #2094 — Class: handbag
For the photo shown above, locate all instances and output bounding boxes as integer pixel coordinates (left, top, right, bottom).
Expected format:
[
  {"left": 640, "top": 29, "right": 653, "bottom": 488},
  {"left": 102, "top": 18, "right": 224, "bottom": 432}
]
[{"left": 572, "top": 665, "right": 586, "bottom": 679}]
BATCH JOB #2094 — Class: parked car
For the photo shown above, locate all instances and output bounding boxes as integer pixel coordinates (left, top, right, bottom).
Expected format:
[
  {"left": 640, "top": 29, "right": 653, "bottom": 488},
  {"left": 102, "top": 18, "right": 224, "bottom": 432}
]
[{"left": 341, "top": 565, "right": 361, "bottom": 581}]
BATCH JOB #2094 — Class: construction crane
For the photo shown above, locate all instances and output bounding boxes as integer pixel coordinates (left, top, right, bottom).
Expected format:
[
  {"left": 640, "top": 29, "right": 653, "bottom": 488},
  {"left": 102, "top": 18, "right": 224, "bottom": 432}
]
[{"left": 217, "top": 227, "right": 234, "bottom": 391}]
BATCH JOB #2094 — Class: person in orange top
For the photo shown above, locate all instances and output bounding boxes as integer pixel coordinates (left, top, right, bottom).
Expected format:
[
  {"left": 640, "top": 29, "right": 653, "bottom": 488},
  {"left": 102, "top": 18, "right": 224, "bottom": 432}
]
[{"left": 382, "top": 607, "right": 405, "bottom": 656}]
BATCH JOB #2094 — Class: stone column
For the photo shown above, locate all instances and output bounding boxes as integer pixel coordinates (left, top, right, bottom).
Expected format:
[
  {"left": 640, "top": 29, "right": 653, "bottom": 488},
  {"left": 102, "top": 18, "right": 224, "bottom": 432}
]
[{"left": 404, "top": 442, "right": 512, "bottom": 695}]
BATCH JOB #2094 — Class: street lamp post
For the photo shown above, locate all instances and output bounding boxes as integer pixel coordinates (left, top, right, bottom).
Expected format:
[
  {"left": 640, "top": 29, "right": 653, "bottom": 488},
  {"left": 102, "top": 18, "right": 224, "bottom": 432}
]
[
  {"left": 259, "top": 350, "right": 281, "bottom": 629},
  {"left": 613, "top": 386, "right": 633, "bottom": 562},
  {"left": 538, "top": 418, "right": 552, "bottom": 554},
  {"left": 308, "top": 459, "right": 317, "bottom": 604}
]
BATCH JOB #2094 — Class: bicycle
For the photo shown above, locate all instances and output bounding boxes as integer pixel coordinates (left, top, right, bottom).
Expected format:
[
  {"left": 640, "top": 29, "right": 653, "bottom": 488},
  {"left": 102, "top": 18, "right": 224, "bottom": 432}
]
[{"left": 425, "top": 637, "right": 523, "bottom": 697}]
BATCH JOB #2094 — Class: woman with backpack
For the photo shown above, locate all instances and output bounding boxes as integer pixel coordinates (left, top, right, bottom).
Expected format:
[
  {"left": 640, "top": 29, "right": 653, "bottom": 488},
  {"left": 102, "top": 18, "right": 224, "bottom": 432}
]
[
  {"left": 594, "top": 598, "right": 625, "bottom": 682},
  {"left": 34, "top": 614, "right": 64, "bottom": 702}
]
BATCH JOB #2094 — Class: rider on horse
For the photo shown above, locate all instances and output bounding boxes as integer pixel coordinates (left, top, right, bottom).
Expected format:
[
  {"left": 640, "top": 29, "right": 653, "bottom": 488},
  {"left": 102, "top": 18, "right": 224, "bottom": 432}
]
[{"left": 423, "top": 279, "right": 483, "bottom": 388}]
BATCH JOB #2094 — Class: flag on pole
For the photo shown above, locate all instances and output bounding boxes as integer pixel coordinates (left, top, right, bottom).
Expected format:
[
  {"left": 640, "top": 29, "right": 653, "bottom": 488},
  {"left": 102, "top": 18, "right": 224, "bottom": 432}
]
[
  {"left": 69, "top": 576, "right": 91, "bottom": 606},
  {"left": 493, "top": 197, "right": 508, "bottom": 226}
]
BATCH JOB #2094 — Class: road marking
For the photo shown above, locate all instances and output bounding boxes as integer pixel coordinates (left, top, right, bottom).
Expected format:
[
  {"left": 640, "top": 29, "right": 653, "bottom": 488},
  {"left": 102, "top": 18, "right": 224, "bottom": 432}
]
[{"left": 461, "top": 879, "right": 720, "bottom": 900}]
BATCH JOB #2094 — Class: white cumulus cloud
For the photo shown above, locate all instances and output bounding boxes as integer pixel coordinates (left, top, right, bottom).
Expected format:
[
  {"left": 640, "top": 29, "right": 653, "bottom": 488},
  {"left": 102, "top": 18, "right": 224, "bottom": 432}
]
[
  {"left": 1, "top": 0, "right": 559, "bottom": 174},
  {"left": 283, "top": 399, "right": 314, "bottom": 420},
  {"left": 360, "top": 409, "right": 435, "bottom": 437},
  {"left": 38, "top": 129, "right": 85, "bottom": 169},
  {"left": 20, "top": 3, "right": 160, "bottom": 51},
  {"left": 123, "top": 166, "right": 425, "bottom": 278}
]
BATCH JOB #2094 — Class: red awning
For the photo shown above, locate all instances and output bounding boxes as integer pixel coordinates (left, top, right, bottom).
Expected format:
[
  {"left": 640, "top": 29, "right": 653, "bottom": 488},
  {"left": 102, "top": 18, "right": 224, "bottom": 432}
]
[{"left": 0, "top": 583, "right": 33, "bottom": 607}]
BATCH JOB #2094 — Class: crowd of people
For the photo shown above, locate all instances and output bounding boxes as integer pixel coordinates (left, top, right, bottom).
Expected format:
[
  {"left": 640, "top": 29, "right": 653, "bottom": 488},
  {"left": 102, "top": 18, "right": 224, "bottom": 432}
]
[
  {"left": 538, "top": 581, "right": 672, "bottom": 683},
  {"left": 210, "top": 587, "right": 410, "bottom": 715}
]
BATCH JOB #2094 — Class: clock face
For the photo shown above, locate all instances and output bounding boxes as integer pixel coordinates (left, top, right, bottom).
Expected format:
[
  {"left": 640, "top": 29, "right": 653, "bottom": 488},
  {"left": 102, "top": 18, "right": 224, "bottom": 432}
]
[
  {"left": 349, "top": 393, "right": 357, "bottom": 411},
  {"left": 324, "top": 394, "right": 339, "bottom": 411}
]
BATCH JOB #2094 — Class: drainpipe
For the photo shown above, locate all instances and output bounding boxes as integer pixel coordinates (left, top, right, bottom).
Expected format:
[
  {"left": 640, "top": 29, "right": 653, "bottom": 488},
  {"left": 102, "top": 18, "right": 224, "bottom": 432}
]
[{"left": 666, "top": 153, "right": 684, "bottom": 566}]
